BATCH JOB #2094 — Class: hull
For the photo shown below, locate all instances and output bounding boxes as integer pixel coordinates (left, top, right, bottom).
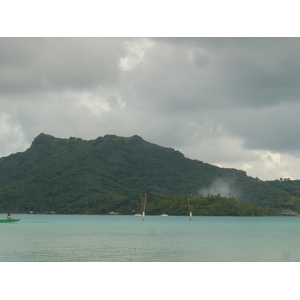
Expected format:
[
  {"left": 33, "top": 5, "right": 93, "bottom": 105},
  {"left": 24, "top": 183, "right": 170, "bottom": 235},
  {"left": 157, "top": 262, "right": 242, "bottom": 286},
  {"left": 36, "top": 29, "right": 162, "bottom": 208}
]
[{"left": 0, "top": 219, "right": 20, "bottom": 223}]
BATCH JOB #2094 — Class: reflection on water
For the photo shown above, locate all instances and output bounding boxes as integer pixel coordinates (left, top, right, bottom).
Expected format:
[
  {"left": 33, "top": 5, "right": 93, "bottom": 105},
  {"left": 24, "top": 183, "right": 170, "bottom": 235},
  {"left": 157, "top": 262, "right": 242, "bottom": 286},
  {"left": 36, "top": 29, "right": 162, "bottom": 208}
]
[{"left": 1, "top": 214, "right": 300, "bottom": 262}]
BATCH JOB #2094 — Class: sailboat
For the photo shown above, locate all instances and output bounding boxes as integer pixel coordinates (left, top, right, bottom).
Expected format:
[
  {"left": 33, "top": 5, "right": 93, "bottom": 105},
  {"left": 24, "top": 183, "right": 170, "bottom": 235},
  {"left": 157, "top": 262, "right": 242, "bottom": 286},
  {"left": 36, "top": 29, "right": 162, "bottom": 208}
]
[
  {"left": 188, "top": 196, "right": 193, "bottom": 221},
  {"left": 141, "top": 193, "right": 147, "bottom": 220}
]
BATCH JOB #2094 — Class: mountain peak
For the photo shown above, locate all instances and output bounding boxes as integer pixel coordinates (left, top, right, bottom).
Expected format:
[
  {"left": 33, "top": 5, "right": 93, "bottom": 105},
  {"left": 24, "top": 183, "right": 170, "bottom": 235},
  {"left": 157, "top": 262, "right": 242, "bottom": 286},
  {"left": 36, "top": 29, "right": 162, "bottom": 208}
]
[
  {"left": 31, "top": 133, "right": 55, "bottom": 146},
  {"left": 130, "top": 135, "right": 144, "bottom": 143}
]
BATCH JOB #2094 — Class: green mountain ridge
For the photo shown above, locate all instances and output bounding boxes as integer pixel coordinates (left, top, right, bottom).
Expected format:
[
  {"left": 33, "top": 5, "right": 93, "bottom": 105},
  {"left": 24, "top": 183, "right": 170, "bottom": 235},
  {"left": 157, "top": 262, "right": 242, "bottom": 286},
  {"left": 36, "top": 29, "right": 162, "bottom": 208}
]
[{"left": 0, "top": 133, "right": 300, "bottom": 215}]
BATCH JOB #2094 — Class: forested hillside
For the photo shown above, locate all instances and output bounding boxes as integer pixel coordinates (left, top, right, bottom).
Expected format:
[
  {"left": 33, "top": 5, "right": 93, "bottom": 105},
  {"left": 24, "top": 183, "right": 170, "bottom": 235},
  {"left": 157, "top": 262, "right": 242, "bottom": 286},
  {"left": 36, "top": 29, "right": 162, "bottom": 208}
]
[{"left": 0, "top": 133, "right": 299, "bottom": 215}]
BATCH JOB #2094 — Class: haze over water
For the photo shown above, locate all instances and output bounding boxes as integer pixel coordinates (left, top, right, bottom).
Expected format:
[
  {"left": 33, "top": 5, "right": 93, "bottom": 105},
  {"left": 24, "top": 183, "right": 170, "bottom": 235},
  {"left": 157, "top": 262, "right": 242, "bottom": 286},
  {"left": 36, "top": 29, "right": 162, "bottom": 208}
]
[{"left": 1, "top": 214, "right": 300, "bottom": 262}]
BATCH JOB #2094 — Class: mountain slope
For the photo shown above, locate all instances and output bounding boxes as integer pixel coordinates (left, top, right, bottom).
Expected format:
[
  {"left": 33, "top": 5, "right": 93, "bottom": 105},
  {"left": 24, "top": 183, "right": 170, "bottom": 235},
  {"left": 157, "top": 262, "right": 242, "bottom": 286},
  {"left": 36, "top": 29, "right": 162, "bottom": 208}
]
[{"left": 0, "top": 133, "right": 299, "bottom": 214}]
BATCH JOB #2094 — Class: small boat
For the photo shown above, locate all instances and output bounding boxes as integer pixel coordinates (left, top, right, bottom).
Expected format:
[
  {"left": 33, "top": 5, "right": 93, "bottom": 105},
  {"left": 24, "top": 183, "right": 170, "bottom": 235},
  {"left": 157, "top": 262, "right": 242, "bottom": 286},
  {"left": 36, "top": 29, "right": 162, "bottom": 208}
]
[
  {"left": 160, "top": 213, "right": 168, "bottom": 217},
  {"left": 0, "top": 219, "right": 20, "bottom": 223}
]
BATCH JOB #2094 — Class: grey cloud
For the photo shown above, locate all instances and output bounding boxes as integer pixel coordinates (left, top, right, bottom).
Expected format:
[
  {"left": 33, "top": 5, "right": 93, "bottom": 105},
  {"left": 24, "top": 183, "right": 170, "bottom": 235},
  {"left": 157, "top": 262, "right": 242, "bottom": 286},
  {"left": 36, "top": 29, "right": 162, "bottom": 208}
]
[
  {"left": 124, "top": 38, "right": 300, "bottom": 115},
  {"left": 2, "top": 37, "right": 300, "bottom": 180},
  {"left": 227, "top": 103, "right": 300, "bottom": 153},
  {"left": 0, "top": 38, "right": 126, "bottom": 95},
  {"left": 122, "top": 38, "right": 300, "bottom": 154}
]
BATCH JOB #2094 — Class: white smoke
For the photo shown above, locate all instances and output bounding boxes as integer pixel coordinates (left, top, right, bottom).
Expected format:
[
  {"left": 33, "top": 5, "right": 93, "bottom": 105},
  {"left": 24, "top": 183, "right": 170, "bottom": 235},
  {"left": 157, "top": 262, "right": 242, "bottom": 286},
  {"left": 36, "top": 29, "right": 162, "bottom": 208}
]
[{"left": 199, "top": 178, "right": 241, "bottom": 199}]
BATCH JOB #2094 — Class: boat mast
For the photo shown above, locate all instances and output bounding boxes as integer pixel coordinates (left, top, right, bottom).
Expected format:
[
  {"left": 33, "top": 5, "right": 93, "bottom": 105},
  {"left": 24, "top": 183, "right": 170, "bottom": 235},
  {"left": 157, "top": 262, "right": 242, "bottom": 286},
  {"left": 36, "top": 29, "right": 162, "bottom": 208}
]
[
  {"left": 187, "top": 196, "right": 193, "bottom": 221},
  {"left": 141, "top": 193, "right": 147, "bottom": 220}
]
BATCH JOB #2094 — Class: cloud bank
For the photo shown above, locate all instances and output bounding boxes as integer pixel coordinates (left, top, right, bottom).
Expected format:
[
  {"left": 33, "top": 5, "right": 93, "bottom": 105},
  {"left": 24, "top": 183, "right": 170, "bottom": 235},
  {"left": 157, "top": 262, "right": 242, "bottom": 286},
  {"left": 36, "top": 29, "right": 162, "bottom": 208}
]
[{"left": 1, "top": 37, "right": 300, "bottom": 180}]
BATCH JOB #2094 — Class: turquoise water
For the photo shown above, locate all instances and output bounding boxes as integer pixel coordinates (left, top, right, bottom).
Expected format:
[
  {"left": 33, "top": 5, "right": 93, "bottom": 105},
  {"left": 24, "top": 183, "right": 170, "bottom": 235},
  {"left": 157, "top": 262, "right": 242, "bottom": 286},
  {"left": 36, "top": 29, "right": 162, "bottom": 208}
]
[{"left": 1, "top": 214, "right": 300, "bottom": 262}]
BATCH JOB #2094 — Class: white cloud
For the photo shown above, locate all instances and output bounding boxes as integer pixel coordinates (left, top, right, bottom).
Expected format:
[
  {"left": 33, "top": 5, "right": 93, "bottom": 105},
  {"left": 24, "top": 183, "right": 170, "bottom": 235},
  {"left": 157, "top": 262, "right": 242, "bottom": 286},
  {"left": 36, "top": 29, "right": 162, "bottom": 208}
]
[
  {"left": 257, "top": 151, "right": 292, "bottom": 180},
  {"left": 119, "top": 38, "right": 155, "bottom": 71},
  {"left": 215, "top": 150, "right": 295, "bottom": 181},
  {"left": 80, "top": 93, "right": 111, "bottom": 117}
]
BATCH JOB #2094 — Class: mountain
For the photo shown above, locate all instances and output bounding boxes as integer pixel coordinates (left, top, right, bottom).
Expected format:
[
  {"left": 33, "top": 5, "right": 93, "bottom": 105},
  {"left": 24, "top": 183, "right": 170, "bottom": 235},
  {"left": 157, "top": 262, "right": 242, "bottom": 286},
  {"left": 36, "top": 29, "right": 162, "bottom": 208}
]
[{"left": 0, "top": 133, "right": 300, "bottom": 215}]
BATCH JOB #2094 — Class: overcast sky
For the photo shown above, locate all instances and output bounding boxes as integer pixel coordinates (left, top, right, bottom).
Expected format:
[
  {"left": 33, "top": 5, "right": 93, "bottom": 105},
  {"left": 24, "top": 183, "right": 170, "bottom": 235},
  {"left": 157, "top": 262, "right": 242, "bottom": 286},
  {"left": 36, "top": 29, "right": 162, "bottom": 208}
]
[{"left": 1, "top": 37, "right": 300, "bottom": 180}]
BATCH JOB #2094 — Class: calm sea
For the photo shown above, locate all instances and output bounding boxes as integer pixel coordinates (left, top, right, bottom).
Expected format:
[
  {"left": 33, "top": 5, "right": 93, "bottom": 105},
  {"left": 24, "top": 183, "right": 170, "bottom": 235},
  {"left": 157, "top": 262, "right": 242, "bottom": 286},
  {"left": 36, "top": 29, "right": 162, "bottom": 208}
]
[{"left": 1, "top": 214, "right": 300, "bottom": 262}]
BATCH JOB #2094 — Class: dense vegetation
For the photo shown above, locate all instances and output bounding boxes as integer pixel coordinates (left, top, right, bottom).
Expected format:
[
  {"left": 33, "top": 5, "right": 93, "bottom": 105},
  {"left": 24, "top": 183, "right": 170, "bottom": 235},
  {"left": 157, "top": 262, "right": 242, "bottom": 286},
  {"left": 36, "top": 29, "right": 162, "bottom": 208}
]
[
  {"left": 133, "top": 193, "right": 268, "bottom": 216},
  {"left": 0, "top": 133, "right": 299, "bottom": 216}
]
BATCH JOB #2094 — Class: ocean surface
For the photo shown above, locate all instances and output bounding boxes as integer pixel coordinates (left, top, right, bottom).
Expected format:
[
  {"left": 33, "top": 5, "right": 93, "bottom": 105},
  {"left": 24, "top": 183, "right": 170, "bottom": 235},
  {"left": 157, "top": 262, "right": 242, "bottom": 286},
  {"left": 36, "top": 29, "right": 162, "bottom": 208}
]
[{"left": 1, "top": 214, "right": 300, "bottom": 262}]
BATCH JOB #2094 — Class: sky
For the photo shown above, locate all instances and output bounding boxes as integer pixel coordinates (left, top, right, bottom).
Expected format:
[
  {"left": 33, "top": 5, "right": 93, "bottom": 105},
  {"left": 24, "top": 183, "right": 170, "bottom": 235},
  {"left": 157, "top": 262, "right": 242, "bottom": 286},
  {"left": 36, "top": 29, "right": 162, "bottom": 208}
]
[{"left": 2, "top": 37, "right": 300, "bottom": 181}]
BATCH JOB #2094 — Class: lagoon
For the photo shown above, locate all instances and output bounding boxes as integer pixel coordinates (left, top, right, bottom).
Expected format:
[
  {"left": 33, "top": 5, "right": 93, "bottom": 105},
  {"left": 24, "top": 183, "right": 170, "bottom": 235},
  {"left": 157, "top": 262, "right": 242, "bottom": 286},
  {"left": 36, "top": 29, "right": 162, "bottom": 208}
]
[{"left": 1, "top": 214, "right": 300, "bottom": 262}]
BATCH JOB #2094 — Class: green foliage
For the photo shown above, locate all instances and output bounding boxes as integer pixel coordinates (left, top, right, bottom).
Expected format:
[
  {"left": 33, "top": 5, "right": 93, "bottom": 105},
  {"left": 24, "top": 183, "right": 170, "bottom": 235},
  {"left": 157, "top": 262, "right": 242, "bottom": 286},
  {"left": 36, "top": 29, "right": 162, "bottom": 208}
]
[
  {"left": 120, "top": 193, "right": 268, "bottom": 216},
  {"left": 0, "top": 133, "right": 297, "bottom": 215}
]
